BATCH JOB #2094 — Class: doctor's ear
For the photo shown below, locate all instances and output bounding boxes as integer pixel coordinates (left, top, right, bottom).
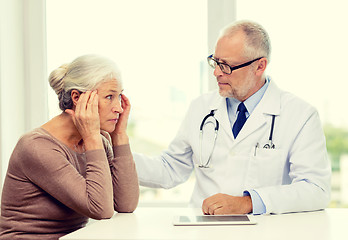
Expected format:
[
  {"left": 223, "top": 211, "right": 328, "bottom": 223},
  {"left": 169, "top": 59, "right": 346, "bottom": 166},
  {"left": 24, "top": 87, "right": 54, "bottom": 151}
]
[
  {"left": 70, "top": 90, "right": 82, "bottom": 106},
  {"left": 255, "top": 58, "right": 268, "bottom": 76}
]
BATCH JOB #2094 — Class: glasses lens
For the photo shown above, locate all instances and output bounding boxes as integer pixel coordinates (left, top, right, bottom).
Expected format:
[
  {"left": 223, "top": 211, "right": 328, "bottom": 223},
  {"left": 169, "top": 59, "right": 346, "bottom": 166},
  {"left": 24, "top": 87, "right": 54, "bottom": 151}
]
[
  {"left": 207, "top": 56, "right": 232, "bottom": 74},
  {"left": 219, "top": 63, "right": 231, "bottom": 74},
  {"left": 207, "top": 57, "right": 216, "bottom": 68}
]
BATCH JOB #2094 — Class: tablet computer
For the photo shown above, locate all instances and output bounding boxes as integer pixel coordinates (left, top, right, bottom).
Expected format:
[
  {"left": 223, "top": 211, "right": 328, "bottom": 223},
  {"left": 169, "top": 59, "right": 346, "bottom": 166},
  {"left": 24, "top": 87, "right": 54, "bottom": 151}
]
[{"left": 173, "top": 215, "right": 256, "bottom": 226}]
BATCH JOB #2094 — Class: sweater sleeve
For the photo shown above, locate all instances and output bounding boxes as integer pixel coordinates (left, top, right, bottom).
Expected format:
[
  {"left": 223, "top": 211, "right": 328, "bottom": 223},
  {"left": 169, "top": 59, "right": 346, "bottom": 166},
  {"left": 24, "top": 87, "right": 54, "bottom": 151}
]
[
  {"left": 19, "top": 136, "right": 114, "bottom": 220},
  {"left": 110, "top": 144, "right": 139, "bottom": 213}
]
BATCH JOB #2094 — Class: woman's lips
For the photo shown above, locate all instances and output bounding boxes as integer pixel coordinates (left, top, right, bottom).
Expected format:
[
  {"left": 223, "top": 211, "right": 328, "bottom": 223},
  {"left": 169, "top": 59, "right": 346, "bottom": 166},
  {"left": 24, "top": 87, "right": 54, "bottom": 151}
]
[{"left": 109, "top": 118, "right": 118, "bottom": 123}]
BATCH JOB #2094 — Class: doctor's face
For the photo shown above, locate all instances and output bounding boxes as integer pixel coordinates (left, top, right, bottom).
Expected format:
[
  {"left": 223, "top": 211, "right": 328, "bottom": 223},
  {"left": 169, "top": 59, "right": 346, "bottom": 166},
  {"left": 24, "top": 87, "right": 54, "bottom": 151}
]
[{"left": 213, "top": 31, "right": 262, "bottom": 102}]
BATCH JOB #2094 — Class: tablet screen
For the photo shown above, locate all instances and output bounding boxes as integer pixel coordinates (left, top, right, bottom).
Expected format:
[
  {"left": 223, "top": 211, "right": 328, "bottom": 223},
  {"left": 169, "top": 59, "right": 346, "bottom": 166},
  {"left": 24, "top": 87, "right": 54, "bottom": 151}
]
[{"left": 173, "top": 215, "right": 256, "bottom": 225}]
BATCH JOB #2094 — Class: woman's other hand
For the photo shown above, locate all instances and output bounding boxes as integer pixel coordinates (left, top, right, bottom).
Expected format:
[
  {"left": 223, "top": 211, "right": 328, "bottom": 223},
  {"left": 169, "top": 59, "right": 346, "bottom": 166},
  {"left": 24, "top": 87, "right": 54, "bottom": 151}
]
[{"left": 110, "top": 94, "right": 131, "bottom": 146}]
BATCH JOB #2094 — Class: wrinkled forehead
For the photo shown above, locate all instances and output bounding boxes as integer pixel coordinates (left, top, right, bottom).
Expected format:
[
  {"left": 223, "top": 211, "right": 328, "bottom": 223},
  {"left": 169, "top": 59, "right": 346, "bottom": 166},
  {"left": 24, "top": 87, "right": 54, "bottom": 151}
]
[
  {"left": 214, "top": 34, "right": 246, "bottom": 62},
  {"left": 96, "top": 78, "right": 123, "bottom": 92}
]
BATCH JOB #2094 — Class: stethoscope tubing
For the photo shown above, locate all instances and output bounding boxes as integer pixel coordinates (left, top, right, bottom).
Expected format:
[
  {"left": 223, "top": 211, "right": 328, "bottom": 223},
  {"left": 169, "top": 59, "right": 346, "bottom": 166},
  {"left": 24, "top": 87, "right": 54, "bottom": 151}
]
[
  {"left": 199, "top": 109, "right": 277, "bottom": 166},
  {"left": 199, "top": 110, "right": 218, "bottom": 168},
  {"left": 200, "top": 110, "right": 219, "bottom": 131},
  {"left": 269, "top": 115, "right": 276, "bottom": 142},
  {"left": 264, "top": 114, "right": 276, "bottom": 149}
]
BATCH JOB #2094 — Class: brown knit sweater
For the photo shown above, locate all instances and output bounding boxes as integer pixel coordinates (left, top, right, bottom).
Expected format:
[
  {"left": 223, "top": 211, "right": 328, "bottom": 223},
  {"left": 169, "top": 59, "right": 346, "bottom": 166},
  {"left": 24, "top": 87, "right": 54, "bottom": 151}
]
[{"left": 0, "top": 128, "right": 139, "bottom": 240}]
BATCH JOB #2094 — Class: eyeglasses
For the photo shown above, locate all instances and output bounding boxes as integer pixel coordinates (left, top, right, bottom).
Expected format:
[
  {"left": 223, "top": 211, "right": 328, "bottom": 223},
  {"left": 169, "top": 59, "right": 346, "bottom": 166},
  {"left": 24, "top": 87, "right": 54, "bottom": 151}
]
[{"left": 207, "top": 55, "right": 263, "bottom": 75}]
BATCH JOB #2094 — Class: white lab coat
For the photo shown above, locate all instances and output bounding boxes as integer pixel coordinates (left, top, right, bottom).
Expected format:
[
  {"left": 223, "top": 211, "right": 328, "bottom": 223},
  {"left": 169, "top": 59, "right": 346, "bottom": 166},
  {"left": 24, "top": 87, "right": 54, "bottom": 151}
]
[{"left": 133, "top": 80, "right": 331, "bottom": 214}]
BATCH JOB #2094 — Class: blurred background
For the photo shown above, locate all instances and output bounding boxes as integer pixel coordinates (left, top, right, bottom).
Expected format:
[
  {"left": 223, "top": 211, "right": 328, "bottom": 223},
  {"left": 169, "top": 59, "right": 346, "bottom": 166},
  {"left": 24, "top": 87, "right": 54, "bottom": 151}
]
[{"left": 1, "top": 0, "right": 348, "bottom": 207}]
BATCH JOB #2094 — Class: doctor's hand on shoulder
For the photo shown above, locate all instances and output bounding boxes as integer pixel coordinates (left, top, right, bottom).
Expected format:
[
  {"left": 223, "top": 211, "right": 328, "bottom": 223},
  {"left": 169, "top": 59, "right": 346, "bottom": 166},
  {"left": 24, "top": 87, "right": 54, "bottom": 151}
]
[{"left": 202, "top": 193, "right": 252, "bottom": 215}]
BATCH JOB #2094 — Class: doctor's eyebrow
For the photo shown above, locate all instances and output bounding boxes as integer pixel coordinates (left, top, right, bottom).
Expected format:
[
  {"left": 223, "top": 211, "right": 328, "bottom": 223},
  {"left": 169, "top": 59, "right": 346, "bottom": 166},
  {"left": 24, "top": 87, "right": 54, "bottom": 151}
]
[{"left": 213, "top": 56, "right": 237, "bottom": 65}]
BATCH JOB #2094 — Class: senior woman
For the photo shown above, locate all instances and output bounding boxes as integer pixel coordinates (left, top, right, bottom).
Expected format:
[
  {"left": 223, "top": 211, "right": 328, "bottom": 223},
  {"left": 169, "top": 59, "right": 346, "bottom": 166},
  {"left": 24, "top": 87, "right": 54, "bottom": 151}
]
[{"left": 0, "top": 55, "right": 139, "bottom": 239}]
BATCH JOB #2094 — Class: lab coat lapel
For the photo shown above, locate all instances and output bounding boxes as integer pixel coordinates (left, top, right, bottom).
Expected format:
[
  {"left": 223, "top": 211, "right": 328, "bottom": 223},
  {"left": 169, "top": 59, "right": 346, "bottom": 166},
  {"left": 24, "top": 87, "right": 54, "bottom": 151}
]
[{"left": 234, "top": 80, "right": 281, "bottom": 144}]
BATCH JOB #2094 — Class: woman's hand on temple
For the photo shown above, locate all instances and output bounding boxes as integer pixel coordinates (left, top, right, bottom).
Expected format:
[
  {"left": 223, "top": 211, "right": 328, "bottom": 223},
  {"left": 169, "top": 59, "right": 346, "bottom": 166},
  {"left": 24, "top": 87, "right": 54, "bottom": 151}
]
[
  {"left": 65, "top": 91, "right": 103, "bottom": 150},
  {"left": 111, "top": 94, "right": 131, "bottom": 146}
]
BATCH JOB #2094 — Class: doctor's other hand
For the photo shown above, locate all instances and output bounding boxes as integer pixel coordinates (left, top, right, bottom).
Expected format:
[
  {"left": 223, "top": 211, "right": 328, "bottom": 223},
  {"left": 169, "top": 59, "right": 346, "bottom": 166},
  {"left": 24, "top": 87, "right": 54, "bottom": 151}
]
[
  {"left": 202, "top": 193, "right": 252, "bottom": 215},
  {"left": 111, "top": 94, "right": 131, "bottom": 146}
]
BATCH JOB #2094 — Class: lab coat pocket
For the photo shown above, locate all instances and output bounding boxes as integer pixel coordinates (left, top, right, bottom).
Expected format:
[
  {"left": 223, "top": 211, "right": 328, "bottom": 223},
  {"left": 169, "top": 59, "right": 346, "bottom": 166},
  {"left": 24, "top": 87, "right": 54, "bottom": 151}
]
[{"left": 247, "top": 147, "right": 286, "bottom": 188}]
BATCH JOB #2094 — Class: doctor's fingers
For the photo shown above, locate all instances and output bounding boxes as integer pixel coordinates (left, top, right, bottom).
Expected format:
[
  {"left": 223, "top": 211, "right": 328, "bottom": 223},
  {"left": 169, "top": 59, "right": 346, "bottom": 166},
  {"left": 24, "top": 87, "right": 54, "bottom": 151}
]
[
  {"left": 210, "top": 204, "right": 223, "bottom": 215},
  {"left": 202, "top": 197, "right": 220, "bottom": 215},
  {"left": 202, "top": 203, "right": 223, "bottom": 215}
]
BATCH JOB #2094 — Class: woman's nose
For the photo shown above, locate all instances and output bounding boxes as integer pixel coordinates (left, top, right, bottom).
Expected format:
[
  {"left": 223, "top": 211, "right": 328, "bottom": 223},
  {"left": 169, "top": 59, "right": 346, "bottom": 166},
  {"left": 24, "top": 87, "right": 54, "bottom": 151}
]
[{"left": 112, "top": 100, "right": 123, "bottom": 113}]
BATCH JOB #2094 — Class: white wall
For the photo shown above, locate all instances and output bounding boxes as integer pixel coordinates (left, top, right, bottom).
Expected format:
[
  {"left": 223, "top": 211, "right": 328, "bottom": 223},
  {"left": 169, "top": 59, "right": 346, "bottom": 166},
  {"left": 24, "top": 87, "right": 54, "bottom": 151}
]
[{"left": 0, "top": 0, "right": 48, "bottom": 190}]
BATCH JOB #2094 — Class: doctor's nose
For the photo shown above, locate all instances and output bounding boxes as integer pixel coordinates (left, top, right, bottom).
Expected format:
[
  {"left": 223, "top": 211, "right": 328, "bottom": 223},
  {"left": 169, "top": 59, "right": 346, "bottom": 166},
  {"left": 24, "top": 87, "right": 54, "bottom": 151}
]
[{"left": 214, "top": 65, "right": 224, "bottom": 77}]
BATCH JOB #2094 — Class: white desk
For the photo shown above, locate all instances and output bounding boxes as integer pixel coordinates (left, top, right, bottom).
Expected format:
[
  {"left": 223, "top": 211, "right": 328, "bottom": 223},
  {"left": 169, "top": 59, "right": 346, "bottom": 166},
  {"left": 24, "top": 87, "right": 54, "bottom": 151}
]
[{"left": 60, "top": 207, "right": 348, "bottom": 240}]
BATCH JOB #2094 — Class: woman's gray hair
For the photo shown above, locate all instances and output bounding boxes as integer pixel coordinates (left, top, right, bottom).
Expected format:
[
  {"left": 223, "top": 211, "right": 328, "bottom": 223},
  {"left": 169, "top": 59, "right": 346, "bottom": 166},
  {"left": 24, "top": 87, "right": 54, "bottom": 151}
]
[
  {"left": 48, "top": 54, "right": 122, "bottom": 111},
  {"left": 219, "top": 20, "right": 271, "bottom": 62}
]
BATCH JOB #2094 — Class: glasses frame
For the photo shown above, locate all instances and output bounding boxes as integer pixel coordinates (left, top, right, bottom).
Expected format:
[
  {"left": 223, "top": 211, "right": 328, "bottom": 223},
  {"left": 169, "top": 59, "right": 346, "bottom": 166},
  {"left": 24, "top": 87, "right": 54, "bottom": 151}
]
[{"left": 207, "top": 55, "right": 263, "bottom": 75}]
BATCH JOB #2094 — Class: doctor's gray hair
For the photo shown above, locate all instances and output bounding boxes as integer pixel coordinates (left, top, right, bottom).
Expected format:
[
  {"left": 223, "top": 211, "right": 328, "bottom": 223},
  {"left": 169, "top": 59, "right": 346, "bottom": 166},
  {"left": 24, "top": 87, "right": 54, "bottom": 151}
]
[
  {"left": 219, "top": 20, "right": 271, "bottom": 62},
  {"left": 49, "top": 54, "right": 122, "bottom": 111}
]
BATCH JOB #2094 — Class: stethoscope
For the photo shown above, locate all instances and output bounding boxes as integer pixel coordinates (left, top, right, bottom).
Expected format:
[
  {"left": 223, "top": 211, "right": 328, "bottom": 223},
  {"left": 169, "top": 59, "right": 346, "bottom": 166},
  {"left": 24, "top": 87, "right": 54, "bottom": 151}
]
[
  {"left": 198, "top": 110, "right": 219, "bottom": 168},
  {"left": 198, "top": 110, "right": 276, "bottom": 168},
  {"left": 263, "top": 115, "right": 276, "bottom": 149}
]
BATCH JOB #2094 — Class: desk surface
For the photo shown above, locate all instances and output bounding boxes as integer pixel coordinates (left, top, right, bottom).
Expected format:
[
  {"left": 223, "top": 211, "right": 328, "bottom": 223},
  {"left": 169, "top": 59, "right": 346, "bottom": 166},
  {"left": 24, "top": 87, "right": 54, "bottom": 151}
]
[{"left": 61, "top": 207, "right": 348, "bottom": 240}]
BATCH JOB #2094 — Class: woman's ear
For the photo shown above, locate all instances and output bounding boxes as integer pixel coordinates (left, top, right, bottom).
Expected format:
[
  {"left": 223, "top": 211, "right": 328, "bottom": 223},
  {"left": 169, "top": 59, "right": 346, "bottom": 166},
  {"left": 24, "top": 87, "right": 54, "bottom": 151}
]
[{"left": 70, "top": 90, "right": 81, "bottom": 106}]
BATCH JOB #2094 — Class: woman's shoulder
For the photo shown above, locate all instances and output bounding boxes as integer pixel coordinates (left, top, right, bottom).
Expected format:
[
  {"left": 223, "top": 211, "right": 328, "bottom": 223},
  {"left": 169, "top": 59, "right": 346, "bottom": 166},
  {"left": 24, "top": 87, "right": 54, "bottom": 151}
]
[
  {"left": 14, "top": 128, "right": 69, "bottom": 163},
  {"left": 18, "top": 128, "right": 62, "bottom": 147},
  {"left": 7, "top": 128, "right": 68, "bottom": 172}
]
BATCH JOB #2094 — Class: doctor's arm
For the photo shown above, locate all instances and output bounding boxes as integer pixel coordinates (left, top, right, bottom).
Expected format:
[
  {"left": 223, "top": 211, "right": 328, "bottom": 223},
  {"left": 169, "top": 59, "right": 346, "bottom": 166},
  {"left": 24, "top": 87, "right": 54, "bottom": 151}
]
[
  {"left": 133, "top": 104, "right": 196, "bottom": 189},
  {"left": 133, "top": 146, "right": 194, "bottom": 189},
  {"left": 202, "top": 190, "right": 267, "bottom": 215}
]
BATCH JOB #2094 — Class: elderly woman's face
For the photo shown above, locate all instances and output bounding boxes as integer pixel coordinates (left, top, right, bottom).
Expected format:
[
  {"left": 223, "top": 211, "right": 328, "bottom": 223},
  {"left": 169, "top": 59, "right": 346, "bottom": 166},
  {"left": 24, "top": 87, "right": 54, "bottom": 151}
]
[{"left": 96, "top": 79, "right": 123, "bottom": 133}]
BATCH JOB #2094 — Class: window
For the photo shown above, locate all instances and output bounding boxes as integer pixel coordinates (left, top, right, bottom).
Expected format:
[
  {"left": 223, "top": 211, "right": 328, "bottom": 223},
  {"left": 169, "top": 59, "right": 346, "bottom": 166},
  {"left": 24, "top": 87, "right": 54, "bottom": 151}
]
[{"left": 46, "top": 0, "right": 207, "bottom": 205}]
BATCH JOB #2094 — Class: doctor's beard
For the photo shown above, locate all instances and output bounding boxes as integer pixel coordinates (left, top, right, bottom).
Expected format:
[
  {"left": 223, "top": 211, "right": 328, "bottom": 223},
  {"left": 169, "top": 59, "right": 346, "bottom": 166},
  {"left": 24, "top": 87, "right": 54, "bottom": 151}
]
[{"left": 218, "top": 69, "right": 255, "bottom": 101}]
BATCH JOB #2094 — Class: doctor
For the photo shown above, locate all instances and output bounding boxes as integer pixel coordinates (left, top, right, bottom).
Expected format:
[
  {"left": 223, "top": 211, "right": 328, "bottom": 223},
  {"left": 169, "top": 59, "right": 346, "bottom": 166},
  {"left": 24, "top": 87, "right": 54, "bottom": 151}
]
[{"left": 133, "top": 20, "right": 331, "bottom": 215}]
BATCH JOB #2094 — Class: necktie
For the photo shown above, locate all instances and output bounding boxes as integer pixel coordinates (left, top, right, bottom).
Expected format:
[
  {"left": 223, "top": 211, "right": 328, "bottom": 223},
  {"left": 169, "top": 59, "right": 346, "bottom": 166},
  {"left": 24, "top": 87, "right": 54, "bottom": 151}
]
[{"left": 232, "top": 102, "right": 247, "bottom": 138}]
